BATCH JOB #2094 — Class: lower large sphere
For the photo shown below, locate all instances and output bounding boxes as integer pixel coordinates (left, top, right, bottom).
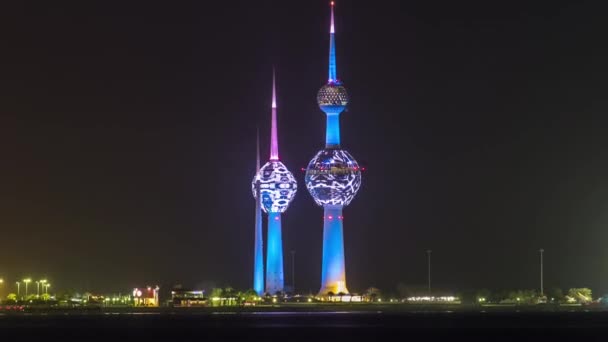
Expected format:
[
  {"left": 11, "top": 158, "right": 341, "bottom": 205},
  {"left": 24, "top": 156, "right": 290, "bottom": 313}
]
[
  {"left": 305, "top": 149, "right": 362, "bottom": 207},
  {"left": 252, "top": 161, "right": 297, "bottom": 213}
]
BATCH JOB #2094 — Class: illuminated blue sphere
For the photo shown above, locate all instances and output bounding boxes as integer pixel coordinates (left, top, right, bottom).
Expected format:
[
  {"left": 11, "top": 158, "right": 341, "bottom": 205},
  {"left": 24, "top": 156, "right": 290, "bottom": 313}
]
[
  {"left": 305, "top": 149, "right": 362, "bottom": 207},
  {"left": 251, "top": 161, "right": 297, "bottom": 213},
  {"left": 317, "top": 83, "right": 349, "bottom": 113}
]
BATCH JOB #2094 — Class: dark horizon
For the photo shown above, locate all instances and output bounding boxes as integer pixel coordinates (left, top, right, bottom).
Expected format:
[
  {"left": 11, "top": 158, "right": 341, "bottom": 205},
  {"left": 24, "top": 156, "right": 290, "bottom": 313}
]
[{"left": 2, "top": 0, "right": 608, "bottom": 296}]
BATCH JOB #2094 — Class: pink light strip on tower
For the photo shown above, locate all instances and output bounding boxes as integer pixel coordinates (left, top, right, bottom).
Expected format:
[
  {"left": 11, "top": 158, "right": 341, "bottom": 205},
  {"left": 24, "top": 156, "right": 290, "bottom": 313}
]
[{"left": 270, "top": 69, "right": 279, "bottom": 160}]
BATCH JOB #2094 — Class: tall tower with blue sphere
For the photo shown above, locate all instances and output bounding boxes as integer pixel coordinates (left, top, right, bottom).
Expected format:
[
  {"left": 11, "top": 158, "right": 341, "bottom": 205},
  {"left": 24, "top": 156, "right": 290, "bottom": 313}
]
[
  {"left": 252, "top": 71, "right": 297, "bottom": 295},
  {"left": 305, "top": 1, "right": 362, "bottom": 296}
]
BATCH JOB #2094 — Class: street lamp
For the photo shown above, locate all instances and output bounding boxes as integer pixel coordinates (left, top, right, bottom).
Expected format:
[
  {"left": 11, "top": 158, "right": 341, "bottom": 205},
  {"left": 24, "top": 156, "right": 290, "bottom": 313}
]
[
  {"left": 539, "top": 249, "right": 544, "bottom": 297},
  {"left": 23, "top": 278, "right": 31, "bottom": 298},
  {"left": 36, "top": 281, "right": 40, "bottom": 297},
  {"left": 40, "top": 280, "right": 47, "bottom": 296},
  {"left": 45, "top": 283, "right": 51, "bottom": 295},
  {"left": 427, "top": 250, "right": 432, "bottom": 295},
  {"left": 290, "top": 250, "right": 296, "bottom": 292},
  {"left": 16, "top": 282, "right": 21, "bottom": 299}
]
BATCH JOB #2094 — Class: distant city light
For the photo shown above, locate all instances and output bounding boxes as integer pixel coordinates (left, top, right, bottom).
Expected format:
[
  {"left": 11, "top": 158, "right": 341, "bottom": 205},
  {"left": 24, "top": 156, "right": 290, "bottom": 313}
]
[{"left": 407, "top": 296, "right": 458, "bottom": 302}]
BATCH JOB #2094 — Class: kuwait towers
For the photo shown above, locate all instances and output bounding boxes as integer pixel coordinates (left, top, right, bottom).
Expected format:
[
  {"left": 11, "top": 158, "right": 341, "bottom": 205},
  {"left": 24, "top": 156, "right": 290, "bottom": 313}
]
[
  {"left": 252, "top": 71, "right": 297, "bottom": 295},
  {"left": 305, "top": 2, "right": 362, "bottom": 295}
]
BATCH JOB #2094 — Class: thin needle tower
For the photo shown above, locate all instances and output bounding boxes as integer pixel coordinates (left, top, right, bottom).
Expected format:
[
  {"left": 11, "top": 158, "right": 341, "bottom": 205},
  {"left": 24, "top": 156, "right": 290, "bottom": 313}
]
[{"left": 252, "top": 130, "right": 264, "bottom": 295}]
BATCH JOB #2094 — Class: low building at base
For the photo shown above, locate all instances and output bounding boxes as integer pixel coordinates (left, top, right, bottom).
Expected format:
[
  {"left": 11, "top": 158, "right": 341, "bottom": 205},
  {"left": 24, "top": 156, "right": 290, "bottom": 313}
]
[
  {"left": 171, "top": 289, "right": 207, "bottom": 307},
  {"left": 133, "top": 286, "right": 160, "bottom": 307}
]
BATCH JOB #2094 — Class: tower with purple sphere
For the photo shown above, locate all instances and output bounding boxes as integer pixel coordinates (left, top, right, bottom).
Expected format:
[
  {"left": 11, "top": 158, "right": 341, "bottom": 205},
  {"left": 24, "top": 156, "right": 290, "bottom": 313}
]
[
  {"left": 252, "top": 71, "right": 297, "bottom": 295},
  {"left": 305, "top": 1, "right": 362, "bottom": 296}
]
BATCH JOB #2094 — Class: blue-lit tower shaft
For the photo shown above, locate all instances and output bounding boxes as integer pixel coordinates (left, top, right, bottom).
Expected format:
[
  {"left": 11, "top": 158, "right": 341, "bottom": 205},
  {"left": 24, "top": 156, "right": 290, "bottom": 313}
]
[
  {"left": 320, "top": 205, "right": 346, "bottom": 294},
  {"left": 266, "top": 213, "right": 284, "bottom": 293},
  {"left": 253, "top": 131, "right": 264, "bottom": 295}
]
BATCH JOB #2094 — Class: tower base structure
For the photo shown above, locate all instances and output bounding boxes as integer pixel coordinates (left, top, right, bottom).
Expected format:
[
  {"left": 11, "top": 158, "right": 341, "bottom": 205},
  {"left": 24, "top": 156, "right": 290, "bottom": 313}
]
[
  {"left": 318, "top": 205, "right": 349, "bottom": 295},
  {"left": 266, "top": 212, "right": 285, "bottom": 294}
]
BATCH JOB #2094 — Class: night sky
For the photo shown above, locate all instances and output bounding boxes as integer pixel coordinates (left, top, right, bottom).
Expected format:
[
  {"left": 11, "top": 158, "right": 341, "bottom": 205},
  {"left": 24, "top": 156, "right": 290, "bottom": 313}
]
[{"left": 2, "top": 0, "right": 608, "bottom": 296}]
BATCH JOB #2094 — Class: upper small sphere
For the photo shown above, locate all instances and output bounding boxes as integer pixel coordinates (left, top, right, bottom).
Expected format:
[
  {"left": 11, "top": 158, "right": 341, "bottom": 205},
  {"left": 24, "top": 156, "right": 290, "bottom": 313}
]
[
  {"left": 252, "top": 161, "right": 297, "bottom": 213},
  {"left": 317, "top": 83, "right": 349, "bottom": 112}
]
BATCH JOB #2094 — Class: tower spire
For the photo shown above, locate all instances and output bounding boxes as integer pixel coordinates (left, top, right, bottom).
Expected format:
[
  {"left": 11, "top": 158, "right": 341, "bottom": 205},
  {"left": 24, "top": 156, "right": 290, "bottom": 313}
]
[
  {"left": 256, "top": 127, "right": 261, "bottom": 170},
  {"left": 270, "top": 68, "right": 279, "bottom": 160},
  {"left": 328, "top": 1, "right": 337, "bottom": 83},
  {"left": 272, "top": 68, "right": 277, "bottom": 109},
  {"left": 330, "top": 1, "right": 335, "bottom": 34}
]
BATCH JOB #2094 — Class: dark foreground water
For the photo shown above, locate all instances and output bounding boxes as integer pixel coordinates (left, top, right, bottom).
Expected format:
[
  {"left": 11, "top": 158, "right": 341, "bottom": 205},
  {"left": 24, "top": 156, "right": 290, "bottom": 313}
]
[{"left": 2, "top": 311, "right": 608, "bottom": 341}]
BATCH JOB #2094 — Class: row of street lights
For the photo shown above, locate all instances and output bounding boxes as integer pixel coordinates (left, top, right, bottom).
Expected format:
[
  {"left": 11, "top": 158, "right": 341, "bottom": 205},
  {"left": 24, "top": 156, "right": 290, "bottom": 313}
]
[{"left": 13, "top": 278, "right": 51, "bottom": 299}]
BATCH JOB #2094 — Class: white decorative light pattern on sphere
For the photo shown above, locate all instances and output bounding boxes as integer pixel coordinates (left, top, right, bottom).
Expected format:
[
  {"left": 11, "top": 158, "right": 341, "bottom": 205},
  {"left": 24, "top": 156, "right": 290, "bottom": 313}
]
[
  {"left": 252, "top": 161, "right": 297, "bottom": 213},
  {"left": 317, "top": 83, "right": 349, "bottom": 109},
  {"left": 305, "top": 149, "right": 361, "bottom": 207}
]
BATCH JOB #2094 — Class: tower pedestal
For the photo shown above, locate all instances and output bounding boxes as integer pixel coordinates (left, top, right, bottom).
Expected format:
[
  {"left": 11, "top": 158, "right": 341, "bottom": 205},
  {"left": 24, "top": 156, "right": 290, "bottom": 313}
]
[
  {"left": 319, "top": 205, "right": 348, "bottom": 295},
  {"left": 266, "top": 212, "right": 284, "bottom": 294}
]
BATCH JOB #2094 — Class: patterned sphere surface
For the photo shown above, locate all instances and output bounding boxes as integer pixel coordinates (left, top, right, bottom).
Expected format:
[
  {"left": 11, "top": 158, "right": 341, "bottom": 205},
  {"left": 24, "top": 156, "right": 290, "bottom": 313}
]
[
  {"left": 305, "top": 149, "right": 361, "bottom": 207},
  {"left": 317, "top": 84, "right": 349, "bottom": 111},
  {"left": 251, "top": 161, "right": 297, "bottom": 213}
]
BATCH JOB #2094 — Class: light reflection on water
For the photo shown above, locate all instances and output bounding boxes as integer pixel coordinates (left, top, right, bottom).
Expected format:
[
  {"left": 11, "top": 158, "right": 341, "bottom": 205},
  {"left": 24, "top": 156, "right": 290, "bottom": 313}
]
[
  {"left": 100, "top": 312, "right": 160, "bottom": 316},
  {"left": 247, "top": 311, "right": 380, "bottom": 316}
]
